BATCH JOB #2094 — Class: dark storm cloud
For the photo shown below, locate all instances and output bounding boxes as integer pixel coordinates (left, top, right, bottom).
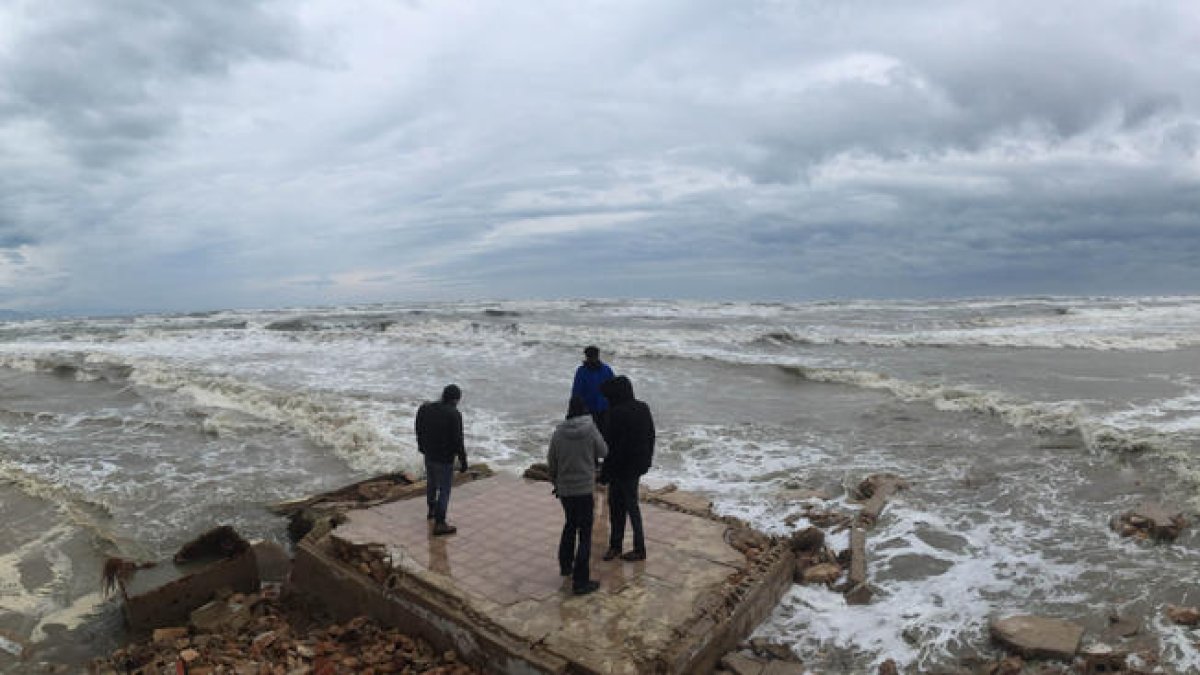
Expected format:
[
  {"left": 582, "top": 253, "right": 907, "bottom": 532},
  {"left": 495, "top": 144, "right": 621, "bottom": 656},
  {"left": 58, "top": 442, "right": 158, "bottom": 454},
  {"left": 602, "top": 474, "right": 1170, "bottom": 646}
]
[
  {"left": 0, "top": 0, "right": 1197, "bottom": 311},
  {"left": 0, "top": 0, "right": 299, "bottom": 165}
]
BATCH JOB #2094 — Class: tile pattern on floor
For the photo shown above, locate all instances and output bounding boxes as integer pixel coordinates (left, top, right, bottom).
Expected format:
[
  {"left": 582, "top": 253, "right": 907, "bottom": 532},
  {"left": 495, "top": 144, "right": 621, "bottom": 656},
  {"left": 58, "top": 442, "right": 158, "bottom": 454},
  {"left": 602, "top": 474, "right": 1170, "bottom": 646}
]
[{"left": 333, "top": 474, "right": 748, "bottom": 672}]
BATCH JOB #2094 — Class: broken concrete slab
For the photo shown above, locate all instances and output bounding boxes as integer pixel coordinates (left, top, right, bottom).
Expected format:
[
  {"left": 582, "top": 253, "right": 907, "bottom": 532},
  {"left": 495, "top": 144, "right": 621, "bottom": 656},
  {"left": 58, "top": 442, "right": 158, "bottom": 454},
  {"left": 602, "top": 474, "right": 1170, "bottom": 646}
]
[
  {"left": 1080, "top": 643, "right": 1128, "bottom": 674},
  {"left": 649, "top": 487, "right": 714, "bottom": 516},
  {"left": 276, "top": 465, "right": 494, "bottom": 542},
  {"left": 855, "top": 474, "right": 908, "bottom": 525},
  {"left": 292, "top": 473, "right": 794, "bottom": 674},
  {"left": 1112, "top": 502, "right": 1188, "bottom": 542},
  {"left": 800, "top": 563, "right": 842, "bottom": 585},
  {"left": 250, "top": 541, "right": 290, "bottom": 584},
  {"left": 989, "top": 615, "right": 1084, "bottom": 661},
  {"left": 847, "top": 527, "right": 867, "bottom": 586},
  {"left": 844, "top": 582, "right": 873, "bottom": 605},
  {"left": 1165, "top": 604, "right": 1200, "bottom": 626},
  {"left": 190, "top": 597, "right": 253, "bottom": 633},
  {"left": 122, "top": 544, "right": 258, "bottom": 630}
]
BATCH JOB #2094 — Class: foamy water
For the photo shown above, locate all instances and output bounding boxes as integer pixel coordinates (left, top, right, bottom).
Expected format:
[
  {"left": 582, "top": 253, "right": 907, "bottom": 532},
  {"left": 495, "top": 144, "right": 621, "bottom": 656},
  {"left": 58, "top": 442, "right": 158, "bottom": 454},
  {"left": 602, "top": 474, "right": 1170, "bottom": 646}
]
[{"left": 2, "top": 296, "right": 1200, "bottom": 671}]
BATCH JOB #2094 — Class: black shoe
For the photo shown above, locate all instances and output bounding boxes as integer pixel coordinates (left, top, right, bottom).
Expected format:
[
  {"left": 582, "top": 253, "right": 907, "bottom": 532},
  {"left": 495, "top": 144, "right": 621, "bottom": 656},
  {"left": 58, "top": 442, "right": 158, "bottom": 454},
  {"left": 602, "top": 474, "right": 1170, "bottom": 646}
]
[
  {"left": 572, "top": 581, "right": 600, "bottom": 595},
  {"left": 620, "top": 550, "right": 646, "bottom": 561},
  {"left": 602, "top": 548, "right": 621, "bottom": 561},
  {"left": 432, "top": 522, "right": 457, "bottom": 536}
]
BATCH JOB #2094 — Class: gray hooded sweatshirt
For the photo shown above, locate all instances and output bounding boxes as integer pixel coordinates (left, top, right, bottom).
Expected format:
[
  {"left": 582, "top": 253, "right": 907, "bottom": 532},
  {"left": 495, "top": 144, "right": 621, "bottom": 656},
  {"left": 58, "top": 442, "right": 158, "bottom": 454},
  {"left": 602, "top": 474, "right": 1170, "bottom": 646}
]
[{"left": 547, "top": 415, "right": 609, "bottom": 497}]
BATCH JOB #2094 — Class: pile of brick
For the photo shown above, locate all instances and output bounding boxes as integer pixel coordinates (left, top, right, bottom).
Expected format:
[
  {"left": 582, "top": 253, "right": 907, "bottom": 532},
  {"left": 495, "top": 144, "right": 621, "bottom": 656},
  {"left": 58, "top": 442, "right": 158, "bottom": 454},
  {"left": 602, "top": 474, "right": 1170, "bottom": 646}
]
[
  {"left": 330, "top": 538, "right": 394, "bottom": 586},
  {"left": 89, "top": 589, "right": 478, "bottom": 675}
]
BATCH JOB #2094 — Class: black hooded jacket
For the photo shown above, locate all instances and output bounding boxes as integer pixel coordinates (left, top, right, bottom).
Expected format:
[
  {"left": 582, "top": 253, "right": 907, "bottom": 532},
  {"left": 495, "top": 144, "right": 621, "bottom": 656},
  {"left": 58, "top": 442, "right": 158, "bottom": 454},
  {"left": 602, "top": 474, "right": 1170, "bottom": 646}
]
[
  {"left": 599, "top": 376, "right": 655, "bottom": 479},
  {"left": 415, "top": 400, "right": 466, "bottom": 465}
]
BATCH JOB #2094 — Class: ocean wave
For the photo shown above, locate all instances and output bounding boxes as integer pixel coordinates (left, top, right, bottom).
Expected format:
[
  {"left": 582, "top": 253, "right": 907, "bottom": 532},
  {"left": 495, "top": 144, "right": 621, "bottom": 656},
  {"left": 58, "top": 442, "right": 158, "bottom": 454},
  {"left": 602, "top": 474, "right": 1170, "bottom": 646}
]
[
  {"left": 0, "top": 459, "right": 142, "bottom": 558},
  {"left": 775, "top": 364, "right": 1191, "bottom": 459},
  {"left": 740, "top": 327, "right": 1200, "bottom": 352},
  {"left": 125, "top": 362, "right": 394, "bottom": 467},
  {"left": 0, "top": 353, "right": 133, "bottom": 383}
]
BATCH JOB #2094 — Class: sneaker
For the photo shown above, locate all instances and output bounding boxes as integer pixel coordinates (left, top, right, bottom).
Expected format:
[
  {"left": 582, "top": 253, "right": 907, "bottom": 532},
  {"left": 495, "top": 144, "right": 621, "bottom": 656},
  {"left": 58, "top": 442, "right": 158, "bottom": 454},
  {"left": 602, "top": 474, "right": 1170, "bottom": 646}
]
[
  {"left": 432, "top": 522, "right": 457, "bottom": 536},
  {"left": 620, "top": 550, "right": 646, "bottom": 561},
  {"left": 572, "top": 581, "right": 600, "bottom": 595},
  {"left": 601, "top": 548, "right": 621, "bottom": 561}
]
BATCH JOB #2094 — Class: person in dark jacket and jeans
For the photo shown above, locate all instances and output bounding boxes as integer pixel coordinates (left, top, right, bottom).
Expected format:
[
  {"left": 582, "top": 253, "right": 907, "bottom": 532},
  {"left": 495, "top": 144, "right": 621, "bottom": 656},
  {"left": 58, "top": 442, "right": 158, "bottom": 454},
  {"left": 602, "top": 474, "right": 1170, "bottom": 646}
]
[
  {"left": 415, "top": 384, "right": 468, "bottom": 536},
  {"left": 571, "top": 346, "right": 614, "bottom": 439},
  {"left": 598, "top": 376, "right": 655, "bottom": 561},
  {"left": 547, "top": 396, "right": 608, "bottom": 595}
]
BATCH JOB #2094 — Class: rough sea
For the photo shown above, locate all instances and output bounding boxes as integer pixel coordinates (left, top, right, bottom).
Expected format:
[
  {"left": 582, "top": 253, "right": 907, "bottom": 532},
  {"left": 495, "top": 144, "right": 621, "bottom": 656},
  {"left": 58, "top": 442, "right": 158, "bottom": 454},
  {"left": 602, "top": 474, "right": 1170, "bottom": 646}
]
[{"left": 2, "top": 296, "right": 1200, "bottom": 672}]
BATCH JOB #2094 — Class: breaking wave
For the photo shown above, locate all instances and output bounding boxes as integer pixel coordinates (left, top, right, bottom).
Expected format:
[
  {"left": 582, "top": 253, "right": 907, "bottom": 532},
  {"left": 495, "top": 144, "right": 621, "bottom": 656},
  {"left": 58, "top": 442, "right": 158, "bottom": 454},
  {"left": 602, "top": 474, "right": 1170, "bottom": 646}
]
[{"left": 776, "top": 364, "right": 1190, "bottom": 459}]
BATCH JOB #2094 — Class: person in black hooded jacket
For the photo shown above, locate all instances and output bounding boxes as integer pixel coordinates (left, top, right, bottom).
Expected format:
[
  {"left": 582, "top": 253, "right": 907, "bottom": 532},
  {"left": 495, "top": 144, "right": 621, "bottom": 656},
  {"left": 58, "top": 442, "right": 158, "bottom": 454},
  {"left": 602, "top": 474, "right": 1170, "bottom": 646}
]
[{"left": 598, "top": 375, "right": 655, "bottom": 561}]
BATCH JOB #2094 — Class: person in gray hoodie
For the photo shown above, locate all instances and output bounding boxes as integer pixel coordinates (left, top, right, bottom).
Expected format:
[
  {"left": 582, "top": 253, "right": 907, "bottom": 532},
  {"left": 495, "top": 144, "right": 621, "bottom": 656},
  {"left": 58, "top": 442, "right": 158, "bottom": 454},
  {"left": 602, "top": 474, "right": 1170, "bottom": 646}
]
[{"left": 547, "top": 396, "right": 609, "bottom": 595}]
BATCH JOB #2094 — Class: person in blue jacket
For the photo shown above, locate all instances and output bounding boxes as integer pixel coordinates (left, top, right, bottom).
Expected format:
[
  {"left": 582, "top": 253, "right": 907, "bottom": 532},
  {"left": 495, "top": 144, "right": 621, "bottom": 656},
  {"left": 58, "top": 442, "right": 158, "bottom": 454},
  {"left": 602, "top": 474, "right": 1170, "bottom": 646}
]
[{"left": 571, "top": 345, "right": 614, "bottom": 439}]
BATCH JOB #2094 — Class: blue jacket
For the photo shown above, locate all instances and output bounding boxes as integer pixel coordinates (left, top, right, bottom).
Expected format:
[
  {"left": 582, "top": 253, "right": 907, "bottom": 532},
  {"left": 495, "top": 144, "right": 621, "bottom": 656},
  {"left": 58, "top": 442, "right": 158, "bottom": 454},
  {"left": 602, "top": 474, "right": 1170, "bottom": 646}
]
[{"left": 572, "top": 361, "right": 614, "bottom": 414}]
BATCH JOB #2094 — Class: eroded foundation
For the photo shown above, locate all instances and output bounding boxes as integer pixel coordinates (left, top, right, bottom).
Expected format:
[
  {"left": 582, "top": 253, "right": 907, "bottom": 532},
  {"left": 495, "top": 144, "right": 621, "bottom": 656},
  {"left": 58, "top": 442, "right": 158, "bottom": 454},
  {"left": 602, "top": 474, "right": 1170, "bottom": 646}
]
[{"left": 292, "top": 474, "right": 793, "bottom": 674}]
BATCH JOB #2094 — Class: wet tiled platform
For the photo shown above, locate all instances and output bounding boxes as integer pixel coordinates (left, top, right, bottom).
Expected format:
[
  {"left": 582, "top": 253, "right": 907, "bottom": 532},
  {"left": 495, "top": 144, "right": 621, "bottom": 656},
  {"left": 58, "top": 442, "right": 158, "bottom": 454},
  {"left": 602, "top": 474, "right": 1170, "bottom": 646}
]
[{"left": 293, "top": 474, "right": 794, "bottom": 674}]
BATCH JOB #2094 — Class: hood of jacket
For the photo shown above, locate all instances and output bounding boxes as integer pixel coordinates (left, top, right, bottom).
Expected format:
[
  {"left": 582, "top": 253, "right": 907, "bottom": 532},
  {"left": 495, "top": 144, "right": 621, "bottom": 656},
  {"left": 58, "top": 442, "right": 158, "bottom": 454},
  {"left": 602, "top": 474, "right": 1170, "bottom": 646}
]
[
  {"left": 600, "top": 375, "right": 634, "bottom": 406},
  {"left": 556, "top": 415, "right": 596, "bottom": 440}
]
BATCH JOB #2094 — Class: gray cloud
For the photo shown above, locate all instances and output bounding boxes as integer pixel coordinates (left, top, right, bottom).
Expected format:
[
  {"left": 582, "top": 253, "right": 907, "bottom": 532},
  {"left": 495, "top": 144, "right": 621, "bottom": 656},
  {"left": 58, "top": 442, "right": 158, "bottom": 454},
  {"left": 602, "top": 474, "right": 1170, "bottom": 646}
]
[
  {"left": 0, "top": 0, "right": 299, "bottom": 165},
  {"left": 0, "top": 0, "right": 1198, "bottom": 312}
]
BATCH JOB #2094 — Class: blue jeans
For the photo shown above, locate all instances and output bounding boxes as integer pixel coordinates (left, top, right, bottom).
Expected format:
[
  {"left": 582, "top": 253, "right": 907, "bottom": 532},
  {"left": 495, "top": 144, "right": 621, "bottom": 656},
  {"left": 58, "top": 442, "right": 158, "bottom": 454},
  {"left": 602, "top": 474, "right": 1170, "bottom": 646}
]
[{"left": 425, "top": 459, "right": 454, "bottom": 523}]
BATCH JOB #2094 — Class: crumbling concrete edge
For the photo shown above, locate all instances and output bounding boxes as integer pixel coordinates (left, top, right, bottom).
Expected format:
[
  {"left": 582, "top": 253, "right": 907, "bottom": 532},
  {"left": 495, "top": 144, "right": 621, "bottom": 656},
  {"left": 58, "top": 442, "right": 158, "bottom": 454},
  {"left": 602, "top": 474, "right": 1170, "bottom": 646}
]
[
  {"left": 668, "top": 542, "right": 796, "bottom": 674},
  {"left": 292, "top": 535, "right": 570, "bottom": 675}
]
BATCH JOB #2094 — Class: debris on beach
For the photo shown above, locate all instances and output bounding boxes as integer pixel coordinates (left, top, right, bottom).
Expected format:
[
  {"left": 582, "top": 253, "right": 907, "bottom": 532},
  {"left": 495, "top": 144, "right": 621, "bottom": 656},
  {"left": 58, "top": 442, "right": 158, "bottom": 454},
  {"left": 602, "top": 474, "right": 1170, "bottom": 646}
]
[
  {"left": 853, "top": 473, "right": 909, "bottom": 526},
  {"left": 717, "top": 637, "right": 804, "bottom": 674},
  {"left": 989, "top": 614, "right": 1084, "bottom": 661},
  {"left": 175, "top": 525, "right": 250, "bottom": 564},
  {"left": 1111, "top": 502, "right": 1188, "bottom": 542},
  {"left": 521, "top": 462, "right": 551, "bottom": 481},
  {"left": 272, "top": 467, "right": 494, "bottom": 542},
  {"left": 120, "top": 528, "right": 261, "bottom": 630},
  {"left": 1165, "top": 604, "right": 1200, "bottom": 626},
  {"left": 784, "top": 473, "right": 909, "bottom": 602},
  {"left": 90, "top": 589, "right": 479, "bottom": 675}
]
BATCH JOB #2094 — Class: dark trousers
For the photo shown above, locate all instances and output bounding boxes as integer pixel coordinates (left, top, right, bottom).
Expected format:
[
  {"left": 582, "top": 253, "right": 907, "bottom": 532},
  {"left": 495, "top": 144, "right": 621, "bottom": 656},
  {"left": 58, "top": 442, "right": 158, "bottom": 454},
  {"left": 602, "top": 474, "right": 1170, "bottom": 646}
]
[
  {"left": 591, "top": 410, "right": 610, "bottom": 446},
  {"left": 558, "top": 494, "right": 595, "bottom": 589},
  {"left": 607, "top": 475, "right": 645, "bottom": 553},
  {"left": 425, "top": 459, "right": 454, "bottom": 523}
]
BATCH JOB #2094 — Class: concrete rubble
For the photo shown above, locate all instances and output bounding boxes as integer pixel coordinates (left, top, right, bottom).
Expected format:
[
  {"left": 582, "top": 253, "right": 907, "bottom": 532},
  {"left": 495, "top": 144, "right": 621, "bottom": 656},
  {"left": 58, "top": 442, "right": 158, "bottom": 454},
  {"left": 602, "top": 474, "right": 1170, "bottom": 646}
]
[
  {"left": 715, "top": 637, "right": 805, "bottom": 675},
  {"left": 83, "top": 464, "right": 1190, "bottom": 674},
  {"left": 1165, "top": 604, "right": 1200, "bottom": 626},
  {"left": 853, "top": 473, "right": 909, "bottom": 527},
  {"left": 1111, "top": 502, "right": 1188, "bottom": 542},
  {"left": 118, "top": 527, "right": 262, "bottom": 630},
  {"left": 291, "top": 470, "right": 795, "bottom": 673},
  {"left": 90, "top": 588, "right": 479, "bottom": 675},
  {"left": 989, "top": 614, "right": 1084, "bottom": 661}
]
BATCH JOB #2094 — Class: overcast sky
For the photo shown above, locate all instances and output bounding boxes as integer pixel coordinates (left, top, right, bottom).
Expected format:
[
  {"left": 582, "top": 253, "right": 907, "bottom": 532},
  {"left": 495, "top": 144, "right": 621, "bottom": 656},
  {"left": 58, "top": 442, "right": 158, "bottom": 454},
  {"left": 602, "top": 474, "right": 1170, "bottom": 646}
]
[{"left": 1, "top": 0, "right": 1198, "bottom": 313}]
